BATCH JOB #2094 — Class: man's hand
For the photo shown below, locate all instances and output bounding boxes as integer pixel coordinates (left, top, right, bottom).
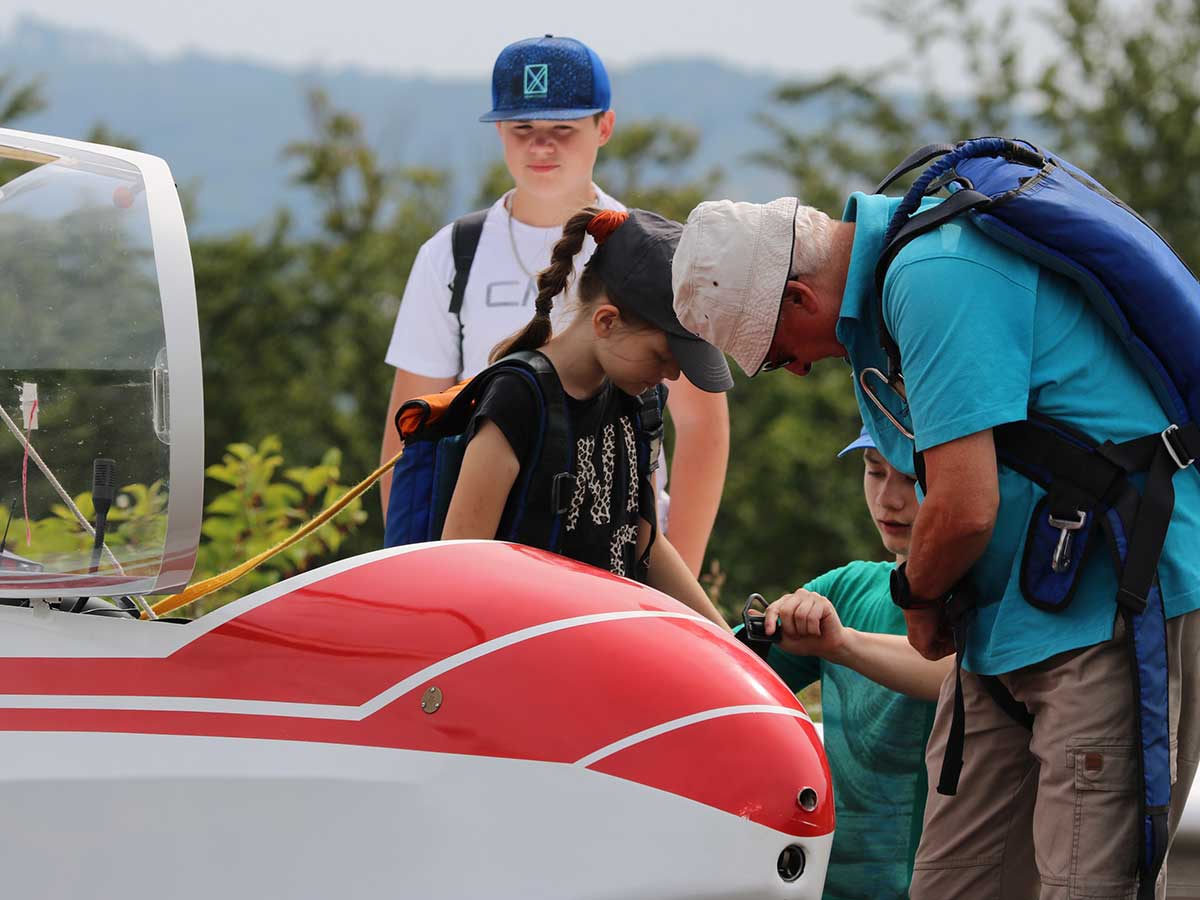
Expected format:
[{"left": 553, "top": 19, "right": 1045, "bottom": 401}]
[
  {"left": 903, "top": 606, "right": 956, "bottom": 660},
  {"left": 763, "top": 589, "right": 849, "bottom": 661}
]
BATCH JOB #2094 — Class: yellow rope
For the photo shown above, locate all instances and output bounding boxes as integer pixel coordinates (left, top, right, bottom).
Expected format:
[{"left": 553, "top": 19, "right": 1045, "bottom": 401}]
[{"left": 149, "top": 449, "right": 403, "bottom": 618}]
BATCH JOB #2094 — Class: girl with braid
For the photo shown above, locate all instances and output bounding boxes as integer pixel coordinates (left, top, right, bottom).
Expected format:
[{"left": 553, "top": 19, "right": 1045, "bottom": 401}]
[{"left": 441, "top": 207, "right": 733, "bottom": 629}]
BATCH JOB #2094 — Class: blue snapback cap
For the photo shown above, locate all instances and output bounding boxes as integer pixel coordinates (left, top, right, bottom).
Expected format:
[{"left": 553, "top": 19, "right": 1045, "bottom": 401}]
[
  {"left": 480, "top": 35, "right": 611, "bottom": 122},
  {"left": 837, "top": 425, "right": 876, "bottom": 458}
]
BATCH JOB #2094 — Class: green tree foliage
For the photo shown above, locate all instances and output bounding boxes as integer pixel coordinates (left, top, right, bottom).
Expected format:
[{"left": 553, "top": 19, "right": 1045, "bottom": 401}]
[
  {"left": 191, "top": 90, "right": 446, "bottom": 556},
  {"left": 190, "top": 436, "right": 366, "bottom": 613},
  {"left": 717, "top": 0, "right": 1200, "bottom": 612},
  {"left": 0, "top": 71, "right": 44, "bottom": 125},
  {"left": 14, "top": 437, "right": 366, "bottom": 614},
  {"left": 756, "top": 0, "right": 1200, "bottom": 267},
  {"left": 595, "top": 120, "right": 721, "bottom": 221}
]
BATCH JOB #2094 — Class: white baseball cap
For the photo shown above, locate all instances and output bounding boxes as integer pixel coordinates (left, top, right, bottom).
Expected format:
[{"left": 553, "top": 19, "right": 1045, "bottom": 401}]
[{"left": 671, "top": 197, "right": 799, "bottom": 376}]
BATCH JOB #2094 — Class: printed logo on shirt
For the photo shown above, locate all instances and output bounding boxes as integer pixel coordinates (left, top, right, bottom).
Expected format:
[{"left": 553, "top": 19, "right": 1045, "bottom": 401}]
[
  {"left": 523, "top": 64, "right": 549, "bottom": 97},
  {"left": 485, "top": 279, "right": 536, "bottom": 307}
]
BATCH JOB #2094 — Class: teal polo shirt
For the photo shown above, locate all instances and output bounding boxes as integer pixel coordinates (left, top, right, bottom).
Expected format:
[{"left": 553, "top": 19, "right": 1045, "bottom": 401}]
[{"left": 837, "top": 192, "right": 1200, "bottom": 675}]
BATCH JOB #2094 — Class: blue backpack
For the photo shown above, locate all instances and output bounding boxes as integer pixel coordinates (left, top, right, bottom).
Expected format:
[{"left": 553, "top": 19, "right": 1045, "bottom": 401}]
[
  {"left": 873, "top": 138, "right": 1200, "bottom": 897},
  {"left": 384, "top": 350, "right": 666, "bottom": 561}
]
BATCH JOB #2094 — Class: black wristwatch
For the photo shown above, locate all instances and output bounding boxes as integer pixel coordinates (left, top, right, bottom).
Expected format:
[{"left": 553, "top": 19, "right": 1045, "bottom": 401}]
[{"left": 889, "top": 562, "right": 948, "bottom": 611}]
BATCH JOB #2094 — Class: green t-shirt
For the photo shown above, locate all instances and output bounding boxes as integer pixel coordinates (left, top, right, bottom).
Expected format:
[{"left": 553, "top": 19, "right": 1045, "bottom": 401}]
[{"left": 766, "top": 560, "right": 936, "bottom": 900}]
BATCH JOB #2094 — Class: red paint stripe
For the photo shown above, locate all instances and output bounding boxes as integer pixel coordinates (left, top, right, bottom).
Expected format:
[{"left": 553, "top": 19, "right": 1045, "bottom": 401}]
[
  {"left": 588, "top": 712, "right": 834, "bottom": 838},
  {"left": 0, "top": 617, "right": 804, "bottom": 765},
  {"left": 0, "top": 544, "right": 684, "bottom": 706}
]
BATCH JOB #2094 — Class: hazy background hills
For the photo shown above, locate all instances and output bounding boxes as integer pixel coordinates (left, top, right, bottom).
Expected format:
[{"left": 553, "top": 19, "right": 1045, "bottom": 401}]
[{"left": 3, "top": 16, "right": 810, "bottom": 234}]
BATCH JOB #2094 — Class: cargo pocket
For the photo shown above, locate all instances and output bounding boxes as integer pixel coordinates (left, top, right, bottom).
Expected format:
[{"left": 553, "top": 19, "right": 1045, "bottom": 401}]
[{"left": 1068, "top": 741, "right": 1140, "bottom": 895}]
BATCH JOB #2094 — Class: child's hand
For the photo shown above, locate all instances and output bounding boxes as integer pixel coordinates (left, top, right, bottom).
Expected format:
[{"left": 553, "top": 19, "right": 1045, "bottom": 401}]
[{"left": 763, "top": 589, "right": 849, "bottom": 661}]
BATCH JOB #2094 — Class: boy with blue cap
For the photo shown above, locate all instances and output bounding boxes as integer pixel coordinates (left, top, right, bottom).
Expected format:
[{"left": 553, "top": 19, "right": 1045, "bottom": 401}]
[
  {"left": 756, "top": 426, "right": 953, "bottom": 900},
  {"left": 380, "top": 35, "right": 729, "bottom": 577}
]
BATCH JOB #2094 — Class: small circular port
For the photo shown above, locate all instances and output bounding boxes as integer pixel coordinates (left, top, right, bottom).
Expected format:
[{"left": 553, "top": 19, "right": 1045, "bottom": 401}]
[
  {"left": 777, "top": 844, "right": 806, "bottom": 882},
  {"left": 797, "top": 787, "right": 819, "bottom": 812}
]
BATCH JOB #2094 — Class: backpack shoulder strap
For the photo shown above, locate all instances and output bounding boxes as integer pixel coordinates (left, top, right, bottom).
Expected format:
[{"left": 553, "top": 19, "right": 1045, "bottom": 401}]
[
  {"left": 873, "top": 187, "right": 992, "bottom": 379},
  {"left": 492, "top": 350, "right": 574, "bottom": 552},
  {"left": 448, "top": 208, "right": 489, "bottom": 317}
]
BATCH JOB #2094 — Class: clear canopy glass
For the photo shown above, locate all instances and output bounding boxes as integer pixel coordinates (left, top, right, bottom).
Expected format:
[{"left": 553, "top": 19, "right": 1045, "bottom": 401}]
[{"left": 0, "top": 130, "right": 202, "bottom": 597}]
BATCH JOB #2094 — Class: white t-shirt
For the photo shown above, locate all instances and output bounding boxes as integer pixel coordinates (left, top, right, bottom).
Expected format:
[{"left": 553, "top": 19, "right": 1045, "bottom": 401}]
[{"left": 385, "top": 186, "right": 625, "bottom": 380}]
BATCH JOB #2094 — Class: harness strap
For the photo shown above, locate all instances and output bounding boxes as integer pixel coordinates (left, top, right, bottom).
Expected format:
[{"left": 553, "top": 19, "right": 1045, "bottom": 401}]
[
  {"left": 943, "top": 416, "right": 1185, "bottom": 895},
  {"left": 874, "top": 188, "right": 993, "bottom": 377}
]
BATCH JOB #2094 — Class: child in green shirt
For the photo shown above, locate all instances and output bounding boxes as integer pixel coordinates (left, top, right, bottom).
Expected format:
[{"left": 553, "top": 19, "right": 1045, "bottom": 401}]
[{"left": 762, "top": 428, "right": 952, "bottom": 899}]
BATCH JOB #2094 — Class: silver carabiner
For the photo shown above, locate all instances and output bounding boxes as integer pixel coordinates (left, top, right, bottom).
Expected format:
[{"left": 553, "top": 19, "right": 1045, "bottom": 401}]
[
  {"left": 1048, "top": 509, "right": 1087, "bottom": 573},
  {"left": 859, "top": 367, "right": 915, "bottom": 441}
]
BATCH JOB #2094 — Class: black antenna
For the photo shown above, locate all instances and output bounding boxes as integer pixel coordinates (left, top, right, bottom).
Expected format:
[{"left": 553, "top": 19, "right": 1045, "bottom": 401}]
[
  {"left": 0, "top": 498, "right": 15, "bottom": 555},
  {"left": 88, "top": 459, "right": 116, "bottom": 575}
]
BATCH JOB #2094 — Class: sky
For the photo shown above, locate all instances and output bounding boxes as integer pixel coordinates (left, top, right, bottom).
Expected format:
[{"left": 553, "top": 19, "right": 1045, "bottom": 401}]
[{"left": 0, "top": 0, "right": 1056, "bottom": 80}]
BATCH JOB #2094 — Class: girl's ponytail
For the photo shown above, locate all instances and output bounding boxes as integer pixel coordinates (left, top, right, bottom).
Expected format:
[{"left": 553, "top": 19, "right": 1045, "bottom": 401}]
[{"left": 489, "top": 205, "right": 618, "bottom": 363}]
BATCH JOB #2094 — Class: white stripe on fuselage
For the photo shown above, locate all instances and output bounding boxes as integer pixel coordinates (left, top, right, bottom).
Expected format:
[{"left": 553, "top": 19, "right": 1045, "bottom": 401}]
[{"left": 0, "top": 609, "right": 719, "bottom": 719}]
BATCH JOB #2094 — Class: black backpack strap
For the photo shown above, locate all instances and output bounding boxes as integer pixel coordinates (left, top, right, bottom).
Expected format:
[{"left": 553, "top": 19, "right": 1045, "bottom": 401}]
[
  {"left": 873, "top": 142, "right": 959, "bottom": 194},
  {"left": 448, "top": 208, "right": 489, "bottom": 373},
  {"left": 874, "top": 188, "right": 992, "bottom": 379},
  {"left": 497, "top": 350, "right": 573, "bottom": 553}
]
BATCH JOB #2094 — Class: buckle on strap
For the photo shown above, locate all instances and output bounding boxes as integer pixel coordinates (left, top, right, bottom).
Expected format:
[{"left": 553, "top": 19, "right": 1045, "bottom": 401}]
[
  {"left": 551, "top": 472, "right": 575, "bottom": 516},
  {"left": 1048, "top": 509, "right": 1087, "bottom": 574},
  {"left": 1161, "top": 424, "right": 1195, "bottom": 470}
]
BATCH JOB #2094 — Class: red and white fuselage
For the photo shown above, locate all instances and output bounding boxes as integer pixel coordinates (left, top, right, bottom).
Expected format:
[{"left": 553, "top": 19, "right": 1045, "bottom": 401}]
[{"left": 0, "top": 542, "right": 833, "bottom": 898}]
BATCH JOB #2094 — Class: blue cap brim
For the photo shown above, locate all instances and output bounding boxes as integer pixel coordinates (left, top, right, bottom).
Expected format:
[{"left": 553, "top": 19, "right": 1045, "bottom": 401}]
[
  {"left": 479, "top": 107, "right": 606, "bottom": 122},
  {"left": 837, "top": 432, "right": 876, "bottom": 458}
]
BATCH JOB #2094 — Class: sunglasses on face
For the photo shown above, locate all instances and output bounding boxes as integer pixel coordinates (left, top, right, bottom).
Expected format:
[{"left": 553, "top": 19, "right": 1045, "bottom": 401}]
[{"left": 757, "top": 353, "right": 796, "bottom": 374}]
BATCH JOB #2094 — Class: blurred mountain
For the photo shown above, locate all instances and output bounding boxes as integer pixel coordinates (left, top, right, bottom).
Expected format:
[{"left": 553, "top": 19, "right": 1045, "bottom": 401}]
[{"left": 2, "top": 16, "right": 811, "bottom": 233}]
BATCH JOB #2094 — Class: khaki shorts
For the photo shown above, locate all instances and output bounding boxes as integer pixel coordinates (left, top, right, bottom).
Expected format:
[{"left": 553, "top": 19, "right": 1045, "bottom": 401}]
[{"left": 910, "top": 609, "right": 1200, "bottom": 900}]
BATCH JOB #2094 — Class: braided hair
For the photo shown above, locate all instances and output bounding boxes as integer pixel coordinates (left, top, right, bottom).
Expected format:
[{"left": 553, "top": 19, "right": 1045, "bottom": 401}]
[{"left": 489, "top": 207, "right": 630, "bottom": 362}]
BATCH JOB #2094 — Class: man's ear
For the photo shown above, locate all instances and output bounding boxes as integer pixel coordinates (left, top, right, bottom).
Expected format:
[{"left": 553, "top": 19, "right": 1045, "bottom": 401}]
[
  {"left": 784, "top": 279, "right": 821, "bottom": 315},
  {"left": 596, "top": 110, "right": 615, "bottom": 146}
]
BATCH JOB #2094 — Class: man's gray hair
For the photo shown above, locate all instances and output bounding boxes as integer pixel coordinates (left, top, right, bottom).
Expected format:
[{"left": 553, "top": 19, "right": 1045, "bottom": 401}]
[{"left": 790, "top": 205, "right": 835, "bottom": 278}]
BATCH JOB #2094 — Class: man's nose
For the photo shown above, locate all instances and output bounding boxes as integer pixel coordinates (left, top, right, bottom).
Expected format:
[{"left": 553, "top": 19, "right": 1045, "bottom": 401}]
[
  {"left": 664, "top": 362, "right": 681, "bottom": 382},
  {"left": 530, "top": 133, "right": 555, "bottom": 152}
]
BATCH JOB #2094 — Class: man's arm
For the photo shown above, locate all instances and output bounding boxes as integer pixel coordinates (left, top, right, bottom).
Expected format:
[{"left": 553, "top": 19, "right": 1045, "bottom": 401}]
[
  {"left": 380, "top": 368, "right": 456, "bottom": 517},
  {"left": 902, "top": 429, "right": 1000, "bottom": 659},
  {"left": 764, "top": 588, "right": 952, "bottom": 701},
  {"left": 663, "top": 376, "right": 730, "bottom": 577}
]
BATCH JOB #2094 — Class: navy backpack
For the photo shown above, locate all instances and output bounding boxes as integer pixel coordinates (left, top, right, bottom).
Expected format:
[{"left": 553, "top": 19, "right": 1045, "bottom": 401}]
[
  {"left": 873, "top": 138, "right": 1200, "bottom": 898},
  {"left": 384, "top": 350, "right": 666, "bottom": 559}
]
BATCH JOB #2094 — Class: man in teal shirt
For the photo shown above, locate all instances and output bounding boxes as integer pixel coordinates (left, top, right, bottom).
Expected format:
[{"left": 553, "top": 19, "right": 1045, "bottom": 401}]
[
  {"left": 673, "top": 194, "right": 1200, "bottom": 898},
  {"left": 760, "top": 427, "right": 950, "bottom": 899}
]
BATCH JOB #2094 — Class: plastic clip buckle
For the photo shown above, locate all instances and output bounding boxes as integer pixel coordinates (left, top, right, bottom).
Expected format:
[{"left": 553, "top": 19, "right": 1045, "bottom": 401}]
[
  {"left": 551, "top": 472, "right": 575, "bottom": 515},
  {"left": 1048, "top": 509, "right": 1087, "bottom": 574},
  {"left": 742, "top": 593, "right": 781, "bottom": 644},
  {"left": 1162, "top": 424, "right": 1195, "bottom": 471}
]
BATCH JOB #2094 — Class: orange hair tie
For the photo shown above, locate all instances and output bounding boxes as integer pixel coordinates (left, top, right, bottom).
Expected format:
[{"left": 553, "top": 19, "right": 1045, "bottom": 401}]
[{"left": 587, "top": 210, "right": 629, "bottom": 245}]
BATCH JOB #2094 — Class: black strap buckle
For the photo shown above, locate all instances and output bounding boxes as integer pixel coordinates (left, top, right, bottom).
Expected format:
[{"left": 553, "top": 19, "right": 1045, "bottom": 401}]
[
  {"left": 1047, "top": 509, "right": 1087, "bottom": 573},
  {"left": 1161, "top": 424, "right": 1195, "bottom": 470},
  {"left": 551, "top": 472, "right": 574, "bottom": 515},
  {"left": 741, "top": 593, "right": 782, "bottom": 644}
]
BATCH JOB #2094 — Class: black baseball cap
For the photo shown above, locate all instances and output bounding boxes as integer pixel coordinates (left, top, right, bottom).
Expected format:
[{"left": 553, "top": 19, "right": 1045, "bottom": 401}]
[
  {"left": 480, "top": 35, "right": 612, "bottom": 123},
  {"left": 590, "top": 210, "right": 734, "bottom": 393}
]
